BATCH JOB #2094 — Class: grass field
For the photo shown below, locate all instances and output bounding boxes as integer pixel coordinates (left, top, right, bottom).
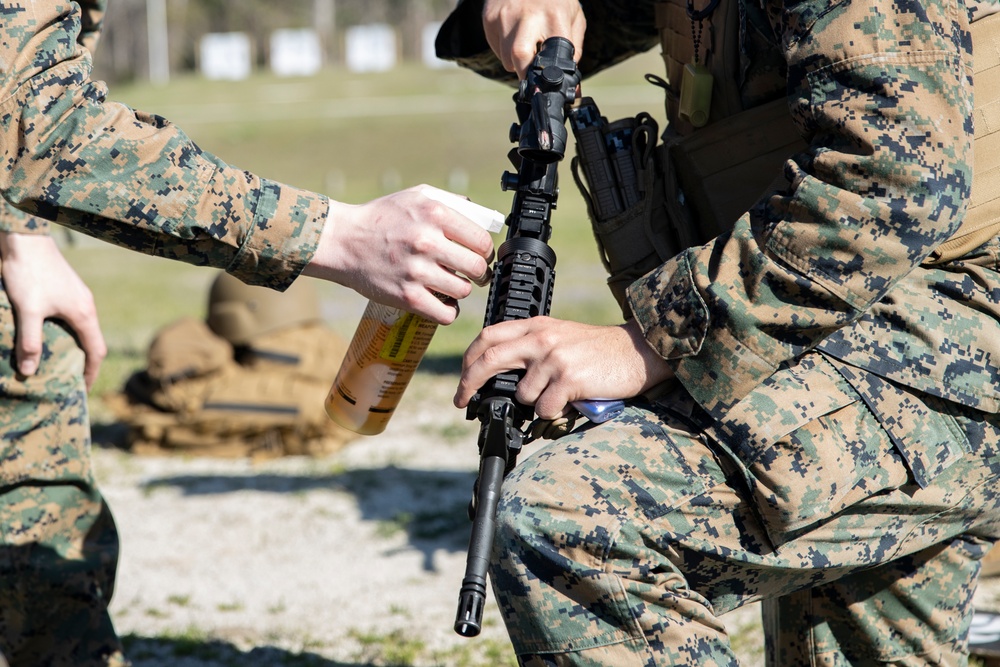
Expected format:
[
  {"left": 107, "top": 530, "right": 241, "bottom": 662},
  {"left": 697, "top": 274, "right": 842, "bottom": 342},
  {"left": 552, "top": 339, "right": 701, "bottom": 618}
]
[{"left": 63, "top": 49, "right": 668, "bottom": 410}]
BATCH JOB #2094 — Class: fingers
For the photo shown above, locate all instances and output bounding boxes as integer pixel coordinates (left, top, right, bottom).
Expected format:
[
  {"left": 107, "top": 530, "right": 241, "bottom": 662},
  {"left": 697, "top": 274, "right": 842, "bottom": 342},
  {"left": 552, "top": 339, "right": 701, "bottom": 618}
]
[
  {"left": 414, "top": 186, "right": 496, "bottom": 283},
  {"left": 411, "top": 291, "right": 462, "bottom": 326},
  {"left": 428, "top": 222, "right": 494, "bottom": 290},
  {"left": 19, "top": 299, "right": 107, "bottom": 391},
  {"left": 482, "top": 0, "right": 586, "bottom": 78},
  {"left": 13, "top": 305, "right": 43, "bottom": 379},
  {"left": 453, "top": 319, "right": 667, "bottom": 420},
  {"left": 454, "top": 319, "right": 554, "bottom": 409},
  {"left": 47, "top": 284, "right": 106, "bottom": 391},
  {"left": 306, "top": 191, "right": 496, "bottom": 322},
  {"left": 0, "top": 233, "right": 108, "bottom": 392},
  {"left": 69, "top": 305, "right": 107, "bottom": 391}
]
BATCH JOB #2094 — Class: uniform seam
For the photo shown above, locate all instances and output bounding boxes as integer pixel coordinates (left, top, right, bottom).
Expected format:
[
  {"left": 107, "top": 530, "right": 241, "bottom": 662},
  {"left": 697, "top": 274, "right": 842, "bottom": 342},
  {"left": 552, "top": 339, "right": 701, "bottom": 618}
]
[
  {"left": 0, "top": 59, "right": 79, "bottom": 113},
  {"left": 225, "top": 182, "right": 263, "bottom": 274}
]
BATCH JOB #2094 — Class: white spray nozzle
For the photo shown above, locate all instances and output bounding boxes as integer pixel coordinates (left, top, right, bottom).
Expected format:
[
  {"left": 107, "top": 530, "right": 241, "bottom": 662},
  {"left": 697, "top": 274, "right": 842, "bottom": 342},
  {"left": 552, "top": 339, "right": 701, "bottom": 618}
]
[{"left": 422, "top": 186, "right": 505, "bottom": 234}]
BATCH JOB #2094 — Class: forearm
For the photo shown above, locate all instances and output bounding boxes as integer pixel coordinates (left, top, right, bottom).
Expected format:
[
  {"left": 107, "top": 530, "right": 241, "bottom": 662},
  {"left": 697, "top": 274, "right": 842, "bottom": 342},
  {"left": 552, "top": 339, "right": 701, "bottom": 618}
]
[{"left": 629, "top": 0, "right": 973, "bottom": 416}]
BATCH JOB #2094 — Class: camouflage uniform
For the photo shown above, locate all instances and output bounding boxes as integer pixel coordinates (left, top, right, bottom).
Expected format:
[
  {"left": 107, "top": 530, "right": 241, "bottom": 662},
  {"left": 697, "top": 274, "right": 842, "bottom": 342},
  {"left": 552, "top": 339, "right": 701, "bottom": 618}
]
[
  {"left": 440, "top": 0, "right": 1000, "bottom": 664},
  {"left": 0, "top": 2, "right": 327, "bottom": 291},
  {"left": 0, "top": 2, "right": 328, "bottom": 664},
  {"left": 0, "top": 291, "right": 124, "bottom": 667}
]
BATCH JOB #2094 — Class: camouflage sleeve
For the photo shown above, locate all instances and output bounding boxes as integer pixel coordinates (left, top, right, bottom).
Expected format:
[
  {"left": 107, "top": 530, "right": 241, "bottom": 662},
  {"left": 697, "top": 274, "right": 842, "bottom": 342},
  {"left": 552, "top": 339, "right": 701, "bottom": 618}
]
[
  {"left": 77, "top": 0, "right": 106, "bottom": 55},
  {"left": 0, "top": 0, "right": 102, "bottom": 239},
  {"left": 0, "top": 2, "right": 326, "bottom": 290},
  {"left": 628, "top": 0, "right": 973, "bottom": 418},
  {"left": 0, "top": 201, "right": 50, "bottom": 236},
  {"left": 971, "top": 0, "right": 1000, "bottom": 21},
  {"left": 435, "top": 0, "right": 660, "bottom": 84}
]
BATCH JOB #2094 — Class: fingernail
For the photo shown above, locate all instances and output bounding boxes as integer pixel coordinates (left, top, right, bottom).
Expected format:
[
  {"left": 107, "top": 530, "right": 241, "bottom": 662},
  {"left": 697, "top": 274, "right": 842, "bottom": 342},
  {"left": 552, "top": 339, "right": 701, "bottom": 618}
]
[
  {"left": 20, "top": 360, "right": 37, "bottom": 376},
  {"left": 473, "top": 266, "right": 493, "bottom": 287}
]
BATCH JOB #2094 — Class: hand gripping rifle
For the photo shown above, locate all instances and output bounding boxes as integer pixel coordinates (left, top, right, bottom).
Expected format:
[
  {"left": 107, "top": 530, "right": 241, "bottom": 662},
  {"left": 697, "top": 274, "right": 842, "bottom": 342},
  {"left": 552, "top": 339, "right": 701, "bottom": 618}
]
[{"left": 454, "top": 36, "right": 581, "bottom": 638}]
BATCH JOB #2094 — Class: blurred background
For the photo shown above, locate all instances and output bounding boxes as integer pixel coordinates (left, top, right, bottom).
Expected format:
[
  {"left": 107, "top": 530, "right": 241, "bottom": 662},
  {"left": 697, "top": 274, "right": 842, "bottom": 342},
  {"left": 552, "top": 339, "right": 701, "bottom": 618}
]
[
  {"left": 74, "top": 0, "right": 668, "bottom": 423},
  {"left": 96, "top": 0, "right": 457, "bottom": 85}
]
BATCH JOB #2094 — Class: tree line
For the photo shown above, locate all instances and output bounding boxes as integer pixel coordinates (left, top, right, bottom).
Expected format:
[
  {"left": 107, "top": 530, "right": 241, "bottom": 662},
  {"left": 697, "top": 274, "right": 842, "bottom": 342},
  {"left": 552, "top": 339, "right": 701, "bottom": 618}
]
[{"left": 94, "top": 0, "right": 459, "bottom": 83}]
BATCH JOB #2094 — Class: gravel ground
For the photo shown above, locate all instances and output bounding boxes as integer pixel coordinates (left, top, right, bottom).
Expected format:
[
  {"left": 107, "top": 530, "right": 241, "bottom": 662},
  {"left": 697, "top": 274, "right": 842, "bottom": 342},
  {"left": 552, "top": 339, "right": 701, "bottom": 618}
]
[{"left": 91, "top": 371, "right": 1000, "bottom": 666}]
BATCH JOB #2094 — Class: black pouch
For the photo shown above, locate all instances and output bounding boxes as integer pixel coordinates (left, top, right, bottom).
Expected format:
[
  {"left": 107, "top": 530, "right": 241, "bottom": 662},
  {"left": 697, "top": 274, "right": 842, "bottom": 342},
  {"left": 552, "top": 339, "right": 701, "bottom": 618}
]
[{"left": 570, "top": 100, "right": 686, "bottom": 318}]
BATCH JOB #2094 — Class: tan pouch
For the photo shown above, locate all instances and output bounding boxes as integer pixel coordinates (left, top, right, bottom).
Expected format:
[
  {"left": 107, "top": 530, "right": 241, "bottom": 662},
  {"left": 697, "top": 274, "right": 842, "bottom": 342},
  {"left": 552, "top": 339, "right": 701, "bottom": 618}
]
[
  {"left": 238, "top": 322, "right": 348, "bottom": 383},
  {"left": 928, "top": 11, "right": 1000, "bottom": 263},
  {"left": 114, "top": 320, "right": 357, "bottom": 459},
  {"left": 115, "top": 366, "right": 357, "bottom": 459},
  {"left": 145, "top": 317, "right": 234, "bottom": 385}
]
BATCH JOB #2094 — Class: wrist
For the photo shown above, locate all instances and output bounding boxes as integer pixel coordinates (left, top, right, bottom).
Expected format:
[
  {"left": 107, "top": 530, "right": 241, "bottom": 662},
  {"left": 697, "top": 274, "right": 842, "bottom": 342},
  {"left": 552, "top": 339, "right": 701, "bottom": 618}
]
[
  {"left": 622, "top": 319, "right": 674, "bottom": 391},
  {"left": 301, "top": 199, "right": 355, "bottom": 287}
]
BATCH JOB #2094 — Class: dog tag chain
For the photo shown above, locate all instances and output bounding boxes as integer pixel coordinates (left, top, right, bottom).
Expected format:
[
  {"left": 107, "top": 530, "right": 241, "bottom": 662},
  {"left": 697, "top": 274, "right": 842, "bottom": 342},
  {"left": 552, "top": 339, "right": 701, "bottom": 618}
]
[{"left": 679, "top": 0, "right": 719, "bottom": 127}]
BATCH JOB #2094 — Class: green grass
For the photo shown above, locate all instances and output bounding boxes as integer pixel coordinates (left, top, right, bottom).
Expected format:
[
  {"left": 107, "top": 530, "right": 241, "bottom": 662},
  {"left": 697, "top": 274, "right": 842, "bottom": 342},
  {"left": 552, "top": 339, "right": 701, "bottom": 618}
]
[{"left": 66, "top": 51, "right": 666, "bottom": 410}]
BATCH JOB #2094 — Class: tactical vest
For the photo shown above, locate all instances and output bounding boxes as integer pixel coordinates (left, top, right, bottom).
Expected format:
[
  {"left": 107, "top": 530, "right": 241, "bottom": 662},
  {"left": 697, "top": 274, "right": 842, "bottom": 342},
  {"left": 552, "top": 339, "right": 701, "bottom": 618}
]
[{"left": 654, "top": 0, "right": 1000, "bottom": 264}]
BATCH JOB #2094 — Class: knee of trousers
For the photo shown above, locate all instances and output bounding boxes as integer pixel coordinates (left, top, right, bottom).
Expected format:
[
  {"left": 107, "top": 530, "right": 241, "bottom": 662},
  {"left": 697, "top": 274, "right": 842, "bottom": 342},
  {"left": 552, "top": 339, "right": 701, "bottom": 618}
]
[
  {"left": 490, "top": 451, "right": 630, "bottom": 619},
  {"left": 489, "top": 464, "right": 646, "bottom": 657},
  {"left": 488, "top": 453, "right": 741, "bottom": 664},
  {"left": 493, "top": 459, "right": 613, "bottom": 569}
]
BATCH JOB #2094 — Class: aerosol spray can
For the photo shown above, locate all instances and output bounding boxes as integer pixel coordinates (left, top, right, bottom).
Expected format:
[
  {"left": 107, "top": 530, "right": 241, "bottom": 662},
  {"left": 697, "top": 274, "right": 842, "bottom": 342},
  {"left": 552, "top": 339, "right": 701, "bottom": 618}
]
[{"left": 325, "top": 188, "right": 505, "bottom": 435}]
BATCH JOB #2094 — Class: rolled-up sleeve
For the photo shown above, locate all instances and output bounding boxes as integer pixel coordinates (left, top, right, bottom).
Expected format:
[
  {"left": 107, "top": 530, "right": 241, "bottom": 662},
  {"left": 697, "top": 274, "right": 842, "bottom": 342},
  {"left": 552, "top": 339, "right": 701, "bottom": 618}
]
[
  {"left": 628, "top": 0, "right": 973, "bottom": 417},
  {"left": 0, "top": 2, "right": 326, "bottom": 290},
  {"left": 0, "top": 200, "right": 49, "bottom": 235}
]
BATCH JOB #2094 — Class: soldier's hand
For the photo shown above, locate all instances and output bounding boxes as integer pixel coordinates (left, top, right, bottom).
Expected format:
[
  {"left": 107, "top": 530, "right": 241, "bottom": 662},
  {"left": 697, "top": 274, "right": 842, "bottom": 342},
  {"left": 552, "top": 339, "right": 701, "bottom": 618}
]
[
  {"left": 0, "top": 233, "right": 106, "bottom": 390},
  {"left": 303, "top": 185, "right": 495, "bottom": 325},
  {"left": 454, "top": 317, "right": 673, "bottom": 420},
  {"left": 482, "top": 0, "right": 586, "bottom": 79}
]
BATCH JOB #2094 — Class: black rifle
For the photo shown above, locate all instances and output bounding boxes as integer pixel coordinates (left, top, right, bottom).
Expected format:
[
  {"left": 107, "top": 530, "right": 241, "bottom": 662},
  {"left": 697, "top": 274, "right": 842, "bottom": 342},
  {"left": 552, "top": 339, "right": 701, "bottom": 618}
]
[{"left": 454, "top": 36, "right": 580, "bottom": 638}]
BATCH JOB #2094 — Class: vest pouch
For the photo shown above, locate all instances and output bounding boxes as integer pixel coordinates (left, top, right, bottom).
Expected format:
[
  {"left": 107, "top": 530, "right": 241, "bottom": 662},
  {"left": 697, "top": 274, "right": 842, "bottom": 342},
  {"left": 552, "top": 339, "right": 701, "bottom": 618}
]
[
  {"left": 665, "top": 96, "right": 807, "bottom": 243},
  {"left": 573, "top": 155, "right": 684, "bottom": 317},
  {"left": 145, "top": 317, "right": 234, "bottom": 386},
  {"left": 570, "top": 103, "right": 686, "bottom": 318},
  {"left": 112, "top": 322, "right": 359, "bottom": 459},
  {"left": 119, "top": 367, "right": 356, "bottom": 459}
]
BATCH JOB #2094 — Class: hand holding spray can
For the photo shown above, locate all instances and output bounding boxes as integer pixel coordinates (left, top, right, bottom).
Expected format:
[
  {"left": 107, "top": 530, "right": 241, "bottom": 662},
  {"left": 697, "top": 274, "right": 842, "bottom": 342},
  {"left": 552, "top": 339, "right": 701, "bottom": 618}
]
[{"left": 325, "top": 188, "right": 505, "bottom": 435}]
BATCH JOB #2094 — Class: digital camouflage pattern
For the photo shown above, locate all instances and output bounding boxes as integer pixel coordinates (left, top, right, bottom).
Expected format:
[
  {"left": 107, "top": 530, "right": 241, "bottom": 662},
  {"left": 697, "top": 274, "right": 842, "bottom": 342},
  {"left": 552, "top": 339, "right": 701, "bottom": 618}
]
[
  {"left": 492, "top": 354, "right": 1000, "bottom": 664},
  {"left": 0, "top": 0, "right": 104, "bottom": 239},
  {"left": 628, "top": 0, "right": 983, "bottom": 417},
  {"left": 0, "top": 279, "right": 126, "bottom": 666},
  {"left": 438, "top": 0, "right": 1000, "bottom": 664},
  {"left": 0, "top": 3, "right": 126, "bottom": 664},
  {"left": 0, "top": 1, "right": 327, "bottom": 291}
]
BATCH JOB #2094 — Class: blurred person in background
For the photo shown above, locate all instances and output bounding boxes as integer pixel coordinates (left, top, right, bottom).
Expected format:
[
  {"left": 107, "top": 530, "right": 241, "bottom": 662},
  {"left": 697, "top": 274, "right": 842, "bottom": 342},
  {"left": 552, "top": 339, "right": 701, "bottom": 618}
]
[{"left": 0, "top": 2, "right": 493, "bottom": 665}]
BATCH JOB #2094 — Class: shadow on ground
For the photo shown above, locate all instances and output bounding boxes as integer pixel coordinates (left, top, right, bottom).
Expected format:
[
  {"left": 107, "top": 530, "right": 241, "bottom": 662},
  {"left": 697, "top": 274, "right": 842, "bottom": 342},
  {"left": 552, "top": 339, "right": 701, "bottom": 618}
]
[
  {"left": 123, "top": 634, "right": 364, "bottom": 667},
  {"left": 136, "top": 466, "right": 477, "bottom": 570}
]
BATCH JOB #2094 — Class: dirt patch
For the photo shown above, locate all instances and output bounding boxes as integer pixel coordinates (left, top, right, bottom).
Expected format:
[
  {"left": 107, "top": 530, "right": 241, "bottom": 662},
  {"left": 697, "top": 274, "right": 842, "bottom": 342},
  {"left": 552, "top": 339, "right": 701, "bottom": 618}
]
[{"left": 94, "top": 372, "right": 1000, "bottom": 666}]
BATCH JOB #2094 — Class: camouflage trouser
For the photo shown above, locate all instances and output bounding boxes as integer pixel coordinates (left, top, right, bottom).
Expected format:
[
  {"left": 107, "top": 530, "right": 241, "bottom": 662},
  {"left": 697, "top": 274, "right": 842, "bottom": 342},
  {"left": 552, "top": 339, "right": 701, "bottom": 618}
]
[
  {"left": 0, "top": 283, "right": 126, "bottom": 666},
  {"left": 492, "top": 353, "right": 1000, "bottom": 666}
]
